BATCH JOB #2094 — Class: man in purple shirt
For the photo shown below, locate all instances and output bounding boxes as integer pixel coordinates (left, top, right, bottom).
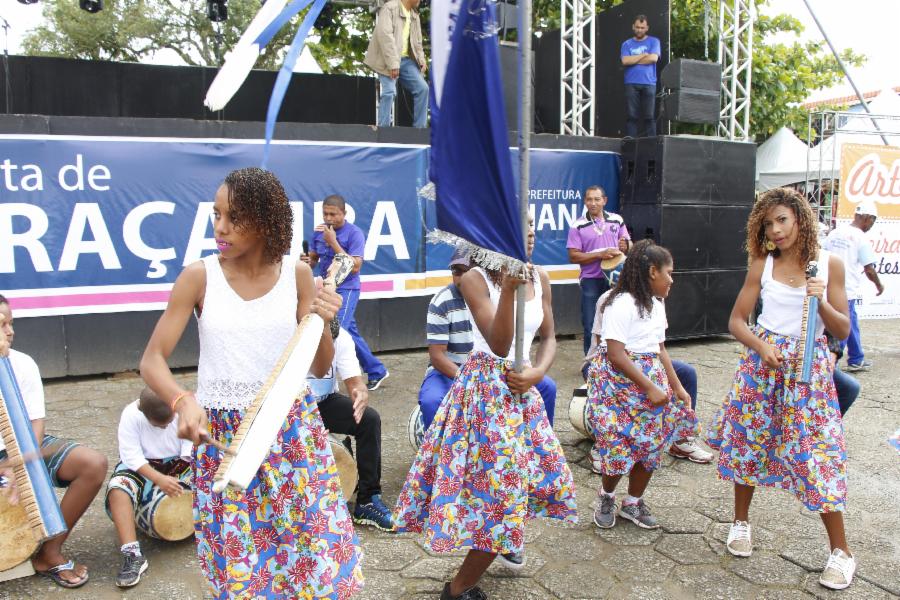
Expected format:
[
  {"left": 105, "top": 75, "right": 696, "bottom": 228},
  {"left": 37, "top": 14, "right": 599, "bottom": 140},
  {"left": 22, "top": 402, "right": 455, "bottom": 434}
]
[
  {"left": 303, "top": 195, "right": 389, "bottom": 390},
  {"left": 621, "top": 14, "right": 661, "bottom": 137},
  {"left": 567, "top": 185, "right": 631, "bottom": 354}
]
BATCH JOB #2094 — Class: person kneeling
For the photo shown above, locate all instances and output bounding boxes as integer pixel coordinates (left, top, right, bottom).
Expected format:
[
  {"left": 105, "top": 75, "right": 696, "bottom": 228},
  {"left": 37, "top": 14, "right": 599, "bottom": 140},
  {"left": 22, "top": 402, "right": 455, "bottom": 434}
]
[{"left": 105, "top": 387, "right": 193, "bottom": 588}]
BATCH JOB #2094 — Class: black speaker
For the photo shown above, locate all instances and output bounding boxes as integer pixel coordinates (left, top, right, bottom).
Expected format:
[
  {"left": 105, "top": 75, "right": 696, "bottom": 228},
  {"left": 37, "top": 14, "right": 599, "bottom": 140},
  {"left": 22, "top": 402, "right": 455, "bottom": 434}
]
[
  {"left": 622, "top": 203, "right": 750, "bottom": 270},
  {"left": 660, "top": 58, "right": 720, "bottom": 91},
  {"left": 620, "top": 135, "right": 757, "bottom": 206},
  {"left": 666, "top": 269, "right": 745, "bottom": 339},
  {"left": 661, "top": 88, "right": 719, "bottom": 124}
]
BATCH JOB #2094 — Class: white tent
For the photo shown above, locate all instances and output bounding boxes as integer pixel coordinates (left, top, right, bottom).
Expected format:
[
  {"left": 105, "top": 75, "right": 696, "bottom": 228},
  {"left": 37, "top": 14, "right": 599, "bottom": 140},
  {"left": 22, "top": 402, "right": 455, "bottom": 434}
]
[{"left": 756, "top": 126, "right": 810, "bottom": 191}]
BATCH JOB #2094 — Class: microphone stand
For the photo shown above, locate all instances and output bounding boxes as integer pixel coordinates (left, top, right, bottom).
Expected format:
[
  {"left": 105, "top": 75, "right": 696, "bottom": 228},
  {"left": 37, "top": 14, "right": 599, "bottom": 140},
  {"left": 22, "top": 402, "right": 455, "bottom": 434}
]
[{"left": 0, "top": 15, "right": 9, "bottom": 114}]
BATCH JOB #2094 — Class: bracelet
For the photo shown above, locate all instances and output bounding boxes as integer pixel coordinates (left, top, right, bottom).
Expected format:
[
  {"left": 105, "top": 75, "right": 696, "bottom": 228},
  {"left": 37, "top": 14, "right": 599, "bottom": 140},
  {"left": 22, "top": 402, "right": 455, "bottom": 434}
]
[{"left": 171, "top": 391, "right": 192, "bottom": 411}]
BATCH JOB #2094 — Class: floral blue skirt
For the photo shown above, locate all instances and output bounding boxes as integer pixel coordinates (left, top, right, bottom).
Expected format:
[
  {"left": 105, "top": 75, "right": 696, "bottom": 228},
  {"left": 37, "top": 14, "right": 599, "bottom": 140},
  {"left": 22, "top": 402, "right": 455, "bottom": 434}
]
[
  {"left": 707, "top": 326, "right": 847, "bottom": 512},
  {"left": 193, "top": 392, "right": 364, "bottom": 599},
  {"left": 587, "top": 350, "right": 700, "bottom": 475},
  {"left": 393, "top": 352, "right": 577, "bottom": 554}
]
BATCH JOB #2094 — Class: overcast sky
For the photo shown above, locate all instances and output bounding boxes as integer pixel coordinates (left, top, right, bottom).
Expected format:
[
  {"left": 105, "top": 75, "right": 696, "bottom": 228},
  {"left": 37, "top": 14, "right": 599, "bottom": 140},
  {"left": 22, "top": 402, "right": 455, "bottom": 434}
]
[{"left": 0, "top": 0, "right": 897, "bottom": 102}]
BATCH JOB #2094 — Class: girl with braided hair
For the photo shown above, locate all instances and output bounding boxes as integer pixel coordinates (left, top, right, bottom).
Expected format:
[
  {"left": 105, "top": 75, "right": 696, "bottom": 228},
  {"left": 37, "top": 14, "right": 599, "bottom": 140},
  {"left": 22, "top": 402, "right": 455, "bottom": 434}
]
[
  {"left": 587, "top": 239, "right": 700, "bottom": 531},
  {"left": 707, "top": 187, "right": 854, "bottom": 590},
  {"left": 140, "top": 167, "right": 363, "bottom": 599}
]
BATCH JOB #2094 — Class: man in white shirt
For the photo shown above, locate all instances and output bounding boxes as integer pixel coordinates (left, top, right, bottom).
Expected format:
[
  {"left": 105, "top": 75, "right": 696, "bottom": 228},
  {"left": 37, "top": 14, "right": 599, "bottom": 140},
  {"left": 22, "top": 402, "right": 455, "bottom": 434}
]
[
  {"left": 824, "top": 200, "right": 884, "bottom": 371},
  {"left": 307, "top": 327, "right": 393, "bottom": 532}
]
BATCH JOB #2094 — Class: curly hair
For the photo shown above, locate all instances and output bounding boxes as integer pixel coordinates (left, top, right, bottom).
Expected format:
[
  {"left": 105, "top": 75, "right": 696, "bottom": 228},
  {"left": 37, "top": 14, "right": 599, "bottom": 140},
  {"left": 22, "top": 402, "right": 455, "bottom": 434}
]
[
  {"left": 223, "top": 168, "right": 293, "bottom": 264},
  {"left": 600, "top": 239, "right": 672, "bottom": 318},
  {"left": 745, "top": 187, "right": 818, "bottom": 267}
]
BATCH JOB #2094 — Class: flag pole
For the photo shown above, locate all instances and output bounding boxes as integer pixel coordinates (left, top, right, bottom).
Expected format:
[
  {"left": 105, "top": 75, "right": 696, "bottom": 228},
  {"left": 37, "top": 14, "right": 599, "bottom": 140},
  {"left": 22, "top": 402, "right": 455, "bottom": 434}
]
[{"left": 514, "top": 0, "right": 532, "bottom": 373}]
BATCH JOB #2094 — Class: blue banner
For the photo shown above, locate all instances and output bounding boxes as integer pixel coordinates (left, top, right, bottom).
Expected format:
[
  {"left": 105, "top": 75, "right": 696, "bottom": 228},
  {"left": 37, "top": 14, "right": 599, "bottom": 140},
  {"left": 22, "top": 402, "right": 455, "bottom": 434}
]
[{"left": 0, "top": 136, "right": 618, "bottom": 316}]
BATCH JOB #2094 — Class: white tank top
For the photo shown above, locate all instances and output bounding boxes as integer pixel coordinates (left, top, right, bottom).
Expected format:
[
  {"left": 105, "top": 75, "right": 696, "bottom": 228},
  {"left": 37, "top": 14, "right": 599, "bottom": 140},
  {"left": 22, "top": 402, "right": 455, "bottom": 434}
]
[
  {"left": 195, "top": 256, "right": 298, "bottom": 410},
  {"left": 757, "top": 250, "right": 830, "bottom": 339},
  {"left": 470, "top": 267, "right": 544, "bottom": 361}
]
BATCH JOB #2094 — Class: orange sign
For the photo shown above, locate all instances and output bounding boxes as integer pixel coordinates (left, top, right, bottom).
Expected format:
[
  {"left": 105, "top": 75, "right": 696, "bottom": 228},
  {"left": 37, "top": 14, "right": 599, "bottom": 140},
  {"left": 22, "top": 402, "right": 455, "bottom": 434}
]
[{"left": 838, "top": 143, "right": 900, "bottom": 220}]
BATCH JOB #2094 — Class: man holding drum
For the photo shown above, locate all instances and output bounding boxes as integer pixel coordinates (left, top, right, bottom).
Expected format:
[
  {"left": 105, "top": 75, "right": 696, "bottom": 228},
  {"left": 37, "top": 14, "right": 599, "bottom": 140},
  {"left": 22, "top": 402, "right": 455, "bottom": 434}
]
[{"left": 567, "top": 185, "right": 632, "bottom": 355}]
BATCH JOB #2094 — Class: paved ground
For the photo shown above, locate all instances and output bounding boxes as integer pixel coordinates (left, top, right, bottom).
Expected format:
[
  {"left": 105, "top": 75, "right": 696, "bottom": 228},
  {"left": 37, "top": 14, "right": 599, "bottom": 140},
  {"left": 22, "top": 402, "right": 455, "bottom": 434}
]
[{"left": 1, "top": 320, "right": 898, "bottom": 600}]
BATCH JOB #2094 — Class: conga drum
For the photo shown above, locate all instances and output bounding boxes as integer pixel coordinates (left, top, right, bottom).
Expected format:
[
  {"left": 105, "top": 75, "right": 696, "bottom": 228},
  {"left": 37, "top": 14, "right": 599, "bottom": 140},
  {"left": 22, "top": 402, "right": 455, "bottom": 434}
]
[
  {"left": 568, "top": 384, "right": 592, "bottom": 439},
  {"left": 134, "top": 465, "right": 194, "bottom": 541},
  {"left": 328, "top": 434, "right": 358, "bottom": 500},
  {"left": 0, "top": 488, "right": 38, "bottom": 571},
  {"left": 407, "top": 406, "right": 425, "bottom": 450}
]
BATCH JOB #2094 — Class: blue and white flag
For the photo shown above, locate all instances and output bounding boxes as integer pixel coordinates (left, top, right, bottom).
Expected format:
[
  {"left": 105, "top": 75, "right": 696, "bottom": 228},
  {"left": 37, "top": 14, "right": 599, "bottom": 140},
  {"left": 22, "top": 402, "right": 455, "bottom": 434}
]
[{"left": 427, "top": 0, "right": 526, "bottom": 271}]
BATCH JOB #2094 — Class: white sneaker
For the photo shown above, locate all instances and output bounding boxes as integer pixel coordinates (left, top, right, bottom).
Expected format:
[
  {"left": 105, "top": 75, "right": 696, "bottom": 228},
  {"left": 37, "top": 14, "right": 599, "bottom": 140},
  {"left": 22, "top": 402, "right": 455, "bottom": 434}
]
[
  {"left": 726, "top": 521, "right": 753, "bottom": 557},
  {"left": 669, "top": 438, "right": 714, "bottom": 464},
  {"left": 819, "top": 548, "right": 856, "bottom": 590}
]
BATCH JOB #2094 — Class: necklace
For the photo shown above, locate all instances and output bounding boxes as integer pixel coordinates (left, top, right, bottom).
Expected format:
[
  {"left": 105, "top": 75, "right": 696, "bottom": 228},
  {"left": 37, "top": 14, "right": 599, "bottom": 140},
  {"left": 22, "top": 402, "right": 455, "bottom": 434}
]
[{"left": 590, "top": 216, "right": 607, "bottom": 236}]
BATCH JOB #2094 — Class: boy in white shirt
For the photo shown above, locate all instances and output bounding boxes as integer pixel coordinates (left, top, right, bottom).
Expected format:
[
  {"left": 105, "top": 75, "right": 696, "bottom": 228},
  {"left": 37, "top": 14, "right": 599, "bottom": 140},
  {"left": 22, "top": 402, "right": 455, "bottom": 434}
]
[{"left": 105, "top": 386, "right": 192, "bottom": 588}]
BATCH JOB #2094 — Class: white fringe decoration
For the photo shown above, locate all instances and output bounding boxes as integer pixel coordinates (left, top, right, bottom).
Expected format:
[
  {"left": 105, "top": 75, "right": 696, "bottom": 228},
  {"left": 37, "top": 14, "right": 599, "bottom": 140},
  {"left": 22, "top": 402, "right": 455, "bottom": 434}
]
[
  {"left": 417, "top": 181, "right": 437, "bottom": 201},
  {"left": 427, "top": 229, "right": 527, "bottom": 277}
]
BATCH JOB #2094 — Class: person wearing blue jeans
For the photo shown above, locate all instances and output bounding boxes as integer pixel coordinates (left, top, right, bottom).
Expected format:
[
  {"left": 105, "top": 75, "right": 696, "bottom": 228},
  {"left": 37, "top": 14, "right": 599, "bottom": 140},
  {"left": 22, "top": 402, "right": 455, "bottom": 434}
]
[
  {"left": 827, "top": 333, "right": 860, "bottom": 416},
  {"left": 621, "top": 15, "right": 660, "bottom": 138},
  {"left": 419, "top": 369, "right": 557, "bottom": 430},
  {"left": 364, "top": 0, "right": 429, "bottom": 128},
  {"left": 667, "top": 359, "right": 713, "bottom": 463}
]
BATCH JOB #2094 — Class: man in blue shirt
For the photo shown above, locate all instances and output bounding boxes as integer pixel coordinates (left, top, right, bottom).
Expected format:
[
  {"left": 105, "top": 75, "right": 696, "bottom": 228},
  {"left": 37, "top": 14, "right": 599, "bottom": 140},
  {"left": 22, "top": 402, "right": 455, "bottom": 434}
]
[
  {"left": 303, "top": 195, "right": 389, "bottom": 391},
  {"left": 621, "top": 15, "right": 660, "bottom": 137}
]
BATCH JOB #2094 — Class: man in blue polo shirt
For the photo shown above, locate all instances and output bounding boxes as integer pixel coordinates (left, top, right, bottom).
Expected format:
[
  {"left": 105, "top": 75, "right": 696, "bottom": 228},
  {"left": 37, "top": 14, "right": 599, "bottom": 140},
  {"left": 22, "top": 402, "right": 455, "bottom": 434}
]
[
  {"left": 303, "top": 194, "right": 389, "bottom": 391},
  {"left": 621, "top": 14, "right": 660, "bottom": 138}
]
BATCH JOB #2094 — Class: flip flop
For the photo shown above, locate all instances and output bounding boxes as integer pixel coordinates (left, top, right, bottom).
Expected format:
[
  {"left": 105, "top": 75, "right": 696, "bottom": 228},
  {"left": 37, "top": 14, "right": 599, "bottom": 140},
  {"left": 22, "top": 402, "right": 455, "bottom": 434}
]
[{"left": 36, "top": 560, "right": 89, "bottom": 589}]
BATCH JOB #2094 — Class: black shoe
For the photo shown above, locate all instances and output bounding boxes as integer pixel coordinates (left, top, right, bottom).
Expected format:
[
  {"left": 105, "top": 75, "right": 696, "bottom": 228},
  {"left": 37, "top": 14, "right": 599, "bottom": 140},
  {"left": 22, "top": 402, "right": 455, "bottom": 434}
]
[
  {"left": 440, "top": 582, "right": 487, "bottom": 600},
  {"left": 366, "top": 370, "right": 390, "bottom": 391},
  {"left": 115, "top": 552, "right": 148, "bottom": 588}
]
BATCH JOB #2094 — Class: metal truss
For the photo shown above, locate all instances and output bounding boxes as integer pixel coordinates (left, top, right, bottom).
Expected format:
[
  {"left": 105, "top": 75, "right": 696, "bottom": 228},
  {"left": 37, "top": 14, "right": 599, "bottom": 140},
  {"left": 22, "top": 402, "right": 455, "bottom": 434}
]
[
  {"left": 559, "top": 0, "right": 595, "bottom": 136},
  {"left": 717, "top": 0, "right": 755, "bottom": 140}
]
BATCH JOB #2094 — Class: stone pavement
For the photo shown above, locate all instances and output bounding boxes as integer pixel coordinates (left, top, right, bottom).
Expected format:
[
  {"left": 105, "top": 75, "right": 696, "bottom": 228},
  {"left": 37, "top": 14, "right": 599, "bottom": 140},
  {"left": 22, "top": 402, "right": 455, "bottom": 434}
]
[{"left": 1, "top": 320, "right": 898, "bottom": 600}]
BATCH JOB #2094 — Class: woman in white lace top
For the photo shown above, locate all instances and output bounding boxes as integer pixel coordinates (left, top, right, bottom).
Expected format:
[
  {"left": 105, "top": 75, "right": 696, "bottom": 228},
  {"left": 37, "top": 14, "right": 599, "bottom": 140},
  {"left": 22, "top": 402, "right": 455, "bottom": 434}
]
[{"left": 139, "top": 168, "right": 364, "bottom": 599}]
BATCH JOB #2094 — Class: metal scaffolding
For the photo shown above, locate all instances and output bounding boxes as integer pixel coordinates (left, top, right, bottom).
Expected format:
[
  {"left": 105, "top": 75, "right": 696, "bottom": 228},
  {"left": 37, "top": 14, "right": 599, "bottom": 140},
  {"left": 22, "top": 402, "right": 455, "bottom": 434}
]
[
  {"left": 559, "top": 0, "right": 596, "bottom": 136},
  {"left": 717, "top": 0, "right": 754, "bottom": 140}
]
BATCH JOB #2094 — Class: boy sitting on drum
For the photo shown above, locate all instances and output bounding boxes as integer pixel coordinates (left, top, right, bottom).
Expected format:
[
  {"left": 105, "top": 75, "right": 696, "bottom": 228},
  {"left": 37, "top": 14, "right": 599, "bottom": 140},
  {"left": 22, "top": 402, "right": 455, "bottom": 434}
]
[{"left": 105, "top": 386, "right": 192, "bottom": 588}]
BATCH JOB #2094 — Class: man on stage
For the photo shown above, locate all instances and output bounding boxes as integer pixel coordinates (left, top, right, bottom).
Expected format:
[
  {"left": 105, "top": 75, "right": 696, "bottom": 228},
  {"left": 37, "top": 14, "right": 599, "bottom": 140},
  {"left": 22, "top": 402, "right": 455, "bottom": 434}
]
[{"left": 621, "top": 14, "right": 660, "bottom": 138}]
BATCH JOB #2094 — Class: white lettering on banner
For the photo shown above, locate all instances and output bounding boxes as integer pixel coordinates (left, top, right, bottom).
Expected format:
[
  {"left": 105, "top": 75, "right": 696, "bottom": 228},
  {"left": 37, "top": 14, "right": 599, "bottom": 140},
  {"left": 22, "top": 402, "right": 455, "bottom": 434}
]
[
  {"left": 183, "top": 202, "right": 217, "bottom": 266},
  {"left": 58, "top": 203, "right": 122, "bottom": 271},
  {"left": 527, "top": 189, "right": 582, "bottom": 201},
  {"left": 0, "top": 203, "right": 53, "bottom": 273},
  {"left": 537, "top": 202, "right": 555, "bottom": 231},
  {"left": 845, "top": 153, "right": 900, "bottom": 203},
  {"left": 57, "top": 154, "right": 112, "bottom": 192},
  {"left": 526, "top": 203, "right": 581, "bottom": 232},
  {"left": 364, "top": 201, "right": 410, "bottom": 260},
  {"left": 0, "top": 159, "right": 44, "bottom": 192},
  {"left": 123, "top": 201, "right": 177, "bottom": 278},
  {"left": 289, "top": 202, "right": 304, "bottom": 256}
]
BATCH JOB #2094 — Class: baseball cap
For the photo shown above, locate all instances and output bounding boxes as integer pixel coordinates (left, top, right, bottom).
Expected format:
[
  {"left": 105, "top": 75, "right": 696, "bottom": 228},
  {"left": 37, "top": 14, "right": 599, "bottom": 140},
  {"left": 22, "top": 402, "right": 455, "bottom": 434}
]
[
  {"left": 855, "top": 199, "right": 878, "bottom": 217},
  {"left": 449, "top": 247, "right": 472, "bottom": 268}
]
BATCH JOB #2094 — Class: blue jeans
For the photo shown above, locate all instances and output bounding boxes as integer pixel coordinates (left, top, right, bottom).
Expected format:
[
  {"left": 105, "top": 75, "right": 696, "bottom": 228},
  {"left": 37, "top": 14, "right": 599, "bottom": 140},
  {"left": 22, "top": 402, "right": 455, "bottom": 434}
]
[
  {"left": 377, "top": 57, "right": 429, "bottom": 128},
  {"left": 418, "top": 369, "right": 557, "bottom": 429},
  {"left": 625, "top": 83, "right": 656, "bottom": 137},
  {"left": 580, "top": 277, "right": 610, "bottom": 354},
  {"left": 671, "top": 359, "right": 697, "bottom": 410},
  {"left": 833, "top": 368, "right": 860, "bottom": 416},
  {"left": 842, "top": 299, "right": 865, "bottom": 365},
  {"left": 337, "top": 288, "right": 387, "bottom": 380}
]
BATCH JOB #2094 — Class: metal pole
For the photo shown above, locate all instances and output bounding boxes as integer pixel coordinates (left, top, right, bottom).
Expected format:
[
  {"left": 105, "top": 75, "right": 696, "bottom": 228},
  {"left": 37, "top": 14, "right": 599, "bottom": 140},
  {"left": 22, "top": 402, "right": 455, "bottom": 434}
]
[
  {"left": 515, "top": 0, "right": 532, "bottom": 372},
  {"left": 801, "top": 0, "right": 889, "bottom": 146}
]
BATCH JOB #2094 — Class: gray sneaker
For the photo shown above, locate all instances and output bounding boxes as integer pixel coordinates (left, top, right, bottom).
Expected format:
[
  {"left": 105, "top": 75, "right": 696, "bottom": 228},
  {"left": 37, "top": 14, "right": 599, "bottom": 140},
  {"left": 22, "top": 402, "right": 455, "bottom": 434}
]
[
  {"left": 593, "top": 493, "right": 617, "bottom": 529},
  {"left": 618, "top": 499, "right": 659, "bottom": 529}
]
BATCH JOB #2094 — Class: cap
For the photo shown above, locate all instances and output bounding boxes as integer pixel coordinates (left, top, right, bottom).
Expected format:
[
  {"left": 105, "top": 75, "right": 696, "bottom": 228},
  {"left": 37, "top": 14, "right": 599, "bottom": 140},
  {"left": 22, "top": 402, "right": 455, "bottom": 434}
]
[
  {"left": 855, "top": 199, "right": 878, "bottom": 217},
  {"left": 449, "top": 247, "right": 472, "bottom": 268}
]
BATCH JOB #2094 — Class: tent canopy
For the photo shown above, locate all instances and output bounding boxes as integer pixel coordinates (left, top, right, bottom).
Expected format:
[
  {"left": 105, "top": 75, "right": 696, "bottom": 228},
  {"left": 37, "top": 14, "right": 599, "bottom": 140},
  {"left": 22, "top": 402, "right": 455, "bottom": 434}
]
[{"left": 756, "top": 126, "right": 809, "bottom": 191}]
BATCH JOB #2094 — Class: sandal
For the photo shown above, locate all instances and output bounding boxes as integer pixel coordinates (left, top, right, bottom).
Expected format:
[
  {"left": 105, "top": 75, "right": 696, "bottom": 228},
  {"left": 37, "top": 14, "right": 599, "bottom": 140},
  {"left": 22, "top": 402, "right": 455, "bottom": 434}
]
[{"left": 36, "top": 560, "right": 89, "bottom": 589}]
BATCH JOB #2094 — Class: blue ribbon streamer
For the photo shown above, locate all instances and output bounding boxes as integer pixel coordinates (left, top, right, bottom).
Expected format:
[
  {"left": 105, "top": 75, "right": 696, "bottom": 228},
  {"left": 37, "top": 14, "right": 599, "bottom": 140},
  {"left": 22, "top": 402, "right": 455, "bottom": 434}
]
[
  {"left": 261, "top": 0, "right": 327, "bottom": 169},
  {"left": 254, "top": 0, "right": 314, "bottom": 48}
]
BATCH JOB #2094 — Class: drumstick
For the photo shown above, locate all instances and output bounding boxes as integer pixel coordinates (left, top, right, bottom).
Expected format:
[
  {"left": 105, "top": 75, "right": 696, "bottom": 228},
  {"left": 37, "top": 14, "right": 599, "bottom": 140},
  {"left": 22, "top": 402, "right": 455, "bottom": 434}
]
[{"left": 200, "top": 433, "right": 237, "bottom": 456}]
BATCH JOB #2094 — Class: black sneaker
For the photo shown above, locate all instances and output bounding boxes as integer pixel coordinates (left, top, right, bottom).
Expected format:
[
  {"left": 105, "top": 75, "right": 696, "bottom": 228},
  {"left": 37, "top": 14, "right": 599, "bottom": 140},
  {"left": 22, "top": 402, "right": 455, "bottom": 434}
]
[
  {"left": 366, "top": 370, "right": 390, "bottom": 391},
  {"left": 440, "top": 582, "right": 488, "bottom": 600},
  {"left": 116, "top": 552, "right": 148, "bottom": 588}
]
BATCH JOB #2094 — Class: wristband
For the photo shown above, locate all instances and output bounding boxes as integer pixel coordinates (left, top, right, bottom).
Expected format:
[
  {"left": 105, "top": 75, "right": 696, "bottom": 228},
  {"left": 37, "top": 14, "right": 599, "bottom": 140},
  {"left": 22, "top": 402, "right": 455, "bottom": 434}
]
[{"left": 171, "top": 391, "right": 192, "bottom": 411}]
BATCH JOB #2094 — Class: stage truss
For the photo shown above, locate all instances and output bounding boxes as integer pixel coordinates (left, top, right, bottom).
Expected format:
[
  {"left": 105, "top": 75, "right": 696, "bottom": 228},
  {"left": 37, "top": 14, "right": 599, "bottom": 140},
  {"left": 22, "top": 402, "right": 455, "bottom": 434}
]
[
  {"left": 558, "top": 0, "right": 596, "bottom": 136},
  {"left": 717, "top": 0, "right": 755, "bottom": 140}
]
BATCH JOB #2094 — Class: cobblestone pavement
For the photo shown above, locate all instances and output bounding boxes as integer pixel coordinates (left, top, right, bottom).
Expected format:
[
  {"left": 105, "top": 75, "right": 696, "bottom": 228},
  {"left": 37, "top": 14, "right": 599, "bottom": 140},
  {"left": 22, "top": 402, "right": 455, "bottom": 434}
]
[{"left": 1, "top": 320, "right": 898, "bottom": 600}]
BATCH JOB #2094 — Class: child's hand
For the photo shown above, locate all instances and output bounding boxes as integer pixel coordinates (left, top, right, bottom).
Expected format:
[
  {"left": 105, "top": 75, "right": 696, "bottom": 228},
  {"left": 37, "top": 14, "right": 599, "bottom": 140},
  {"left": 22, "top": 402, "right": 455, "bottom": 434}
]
[
  {"left": 674, "top": 387, "right": 692, "bottom": 407},
  {"left": 507, "top": 367, "right": 543, "bottom": 395},
  {"left": 758, "top": 343, "right": 783, "bottom": 369},
  {"left": 0, "top": 465, "right": 19, "bottom": 505},
  {"left": 157, "top": 475, "right": 184, "bottom": 498},
  {"left": 647, "top": 385, "right": 669, "bottom": 406}
]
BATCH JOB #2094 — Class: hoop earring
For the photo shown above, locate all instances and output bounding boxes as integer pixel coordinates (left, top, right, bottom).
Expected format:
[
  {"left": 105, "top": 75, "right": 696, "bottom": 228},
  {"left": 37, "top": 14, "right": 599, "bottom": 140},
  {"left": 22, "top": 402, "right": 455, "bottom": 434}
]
[{"left": 765, "top": 240, "right": 776, "bottom": 252}]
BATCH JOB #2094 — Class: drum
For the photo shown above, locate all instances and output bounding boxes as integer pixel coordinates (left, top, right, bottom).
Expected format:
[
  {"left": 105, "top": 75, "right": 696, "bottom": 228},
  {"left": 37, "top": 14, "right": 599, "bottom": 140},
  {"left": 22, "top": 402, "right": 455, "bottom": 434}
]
[
  {"left": 600, "top": 254, "right": 626, "bottom": 286},
  {"left": 0, "top": 487, "right": 38, "bottom": 570},
  {"left": 407, "top": 405, "right": 425, "bottom": 450},
  {"left": 134, "top": 465, "right": 193, "bottom": 541},
  {"left": 568, "top": 384, "right": 592, "bottom": 439},
  {"left": 328, "top": 434, "right": 358, "bottom": 500}
]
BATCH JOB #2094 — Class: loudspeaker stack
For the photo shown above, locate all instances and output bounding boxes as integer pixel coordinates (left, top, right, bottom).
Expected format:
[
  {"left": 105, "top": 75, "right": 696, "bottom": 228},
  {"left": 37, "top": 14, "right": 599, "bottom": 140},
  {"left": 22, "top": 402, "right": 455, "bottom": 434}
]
[
  {"left": 619, "top": 135, "right": 757, "bottom": 339},
  {"left": 659, "top": 59, "right": 721, "bottom": 125}
]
